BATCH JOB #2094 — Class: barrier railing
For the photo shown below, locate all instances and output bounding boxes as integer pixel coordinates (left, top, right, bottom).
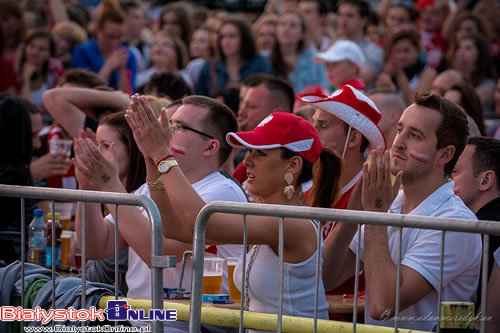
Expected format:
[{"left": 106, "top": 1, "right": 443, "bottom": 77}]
[
  {"left": 98, "top": 295, "right": 429, "bottom": 333},
  {"left": 0, "top": 185, "right": 167, "bottom": 333},
  {"left": 190, "top": 201, "right": 500, "bottom": 333}
]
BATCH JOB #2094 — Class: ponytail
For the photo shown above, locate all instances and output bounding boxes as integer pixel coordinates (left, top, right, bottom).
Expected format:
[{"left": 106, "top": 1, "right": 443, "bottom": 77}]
[{"left": 307, "top": 147, "right": 342, "bottom": 208}]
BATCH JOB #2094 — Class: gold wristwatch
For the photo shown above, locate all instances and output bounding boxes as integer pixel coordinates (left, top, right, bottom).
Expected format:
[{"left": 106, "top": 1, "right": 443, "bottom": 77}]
[{"left": 157, "top": 159, "right": 178, "bottom": 175}]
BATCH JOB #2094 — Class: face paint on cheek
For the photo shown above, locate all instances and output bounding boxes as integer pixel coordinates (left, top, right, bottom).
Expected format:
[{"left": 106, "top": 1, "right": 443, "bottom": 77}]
[
  {"left": 320, "top": 140, "right": 337, "bottom": 151},
  {"left": 171, "top": 143, "right": 186, "bottom": 155},
  {"left": 409, "top": 150, "right": 431, "bottom": 163}
]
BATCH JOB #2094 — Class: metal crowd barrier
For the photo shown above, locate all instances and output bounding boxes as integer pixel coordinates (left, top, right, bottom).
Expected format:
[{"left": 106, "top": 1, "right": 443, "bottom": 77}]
[
  {"left": 0, "top": 185, "right": 166, "bottom": 333},
  {"left": 190, "top": 201, "right": 500, "bottom": 333}
]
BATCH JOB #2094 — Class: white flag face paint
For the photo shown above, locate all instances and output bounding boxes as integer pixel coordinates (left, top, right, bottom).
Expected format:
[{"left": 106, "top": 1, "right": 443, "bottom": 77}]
[
  {"left": 171, "top": 144, "right": 186, "bottom": 155},
  {"left": 409, "top": 149, "right": 431, "bottom": 163}
]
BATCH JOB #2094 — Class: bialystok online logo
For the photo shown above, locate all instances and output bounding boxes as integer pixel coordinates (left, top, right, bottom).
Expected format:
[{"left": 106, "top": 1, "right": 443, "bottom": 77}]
[{"left": 0, "top": 300, "right": 177, "bottom": 324}]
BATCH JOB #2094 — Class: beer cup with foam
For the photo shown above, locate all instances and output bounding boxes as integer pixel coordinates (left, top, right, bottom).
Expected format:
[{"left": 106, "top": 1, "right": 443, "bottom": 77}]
[{"left": 203, "top": 257, "right": 225, "bottom": 294}]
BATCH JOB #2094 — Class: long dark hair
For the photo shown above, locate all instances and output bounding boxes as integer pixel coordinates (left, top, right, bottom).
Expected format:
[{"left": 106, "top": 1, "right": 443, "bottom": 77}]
[
  {"left": 154, "top": 31, "right": 189, "bottom": 70},
  {"left": 450, "top": 33, "right": 497, "bottom": 87},
  {"left": 217, "top": 15, "right": 257, "bottom": 62},
  {"left": 159, "top": 2, "right": 193, "bottom": 47},
  {"left": 19, "top": 30, "right": 56, "bottom": 85},
  {"left": 271, "top": 11, "right": 306, "bottom": 79},
  {"left": 446, "top": 82, "right": 486, "bottom": 136},
  {"left": 99, "top": 112, "right": 146, "bottom": 193},
  {"left": 0, "top": 93, "right": 32, "bottom": 166},
  {"left": 281, "top": 147, "right": 342, "bottom": 208}
]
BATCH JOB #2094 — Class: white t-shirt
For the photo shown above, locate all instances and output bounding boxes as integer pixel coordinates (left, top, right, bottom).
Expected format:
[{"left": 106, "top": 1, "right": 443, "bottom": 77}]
[
  {"left": 233, "top": 220, "right": 329, "bottom": 326},
  {"left": 349, "top": 181, "right": 481, "bottom": 331},
  {"left": 105, "top": 171, "right": 248, "bottom": 299}
]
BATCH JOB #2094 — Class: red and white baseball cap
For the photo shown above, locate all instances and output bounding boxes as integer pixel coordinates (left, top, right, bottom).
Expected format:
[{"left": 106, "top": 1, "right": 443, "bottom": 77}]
[
  {"left": 226, "top": 112, "right": 323, "bottom": 164},
  {"left": 298, "top": 85, "right": 386, "bottom": 150}
]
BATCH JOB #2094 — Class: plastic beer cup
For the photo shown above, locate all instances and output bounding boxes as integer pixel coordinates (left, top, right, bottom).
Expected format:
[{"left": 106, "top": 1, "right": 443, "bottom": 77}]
[
  {"left": 227, "top": 257, "right": 241, "bottom": 301},
  {"left": 55, "top": 202, "right": 73, "bottom": 230},
  {"left": 60, "top": 230, "right": 72, "bottom": 269},
  {"left": 203, "top": 257, "right": 225, "bottom": 294}
]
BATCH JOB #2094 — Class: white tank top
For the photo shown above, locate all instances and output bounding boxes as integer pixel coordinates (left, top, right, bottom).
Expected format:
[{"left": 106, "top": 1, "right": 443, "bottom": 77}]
[{"left": 233, "top": 220, "right": 329, "bottom": 321}]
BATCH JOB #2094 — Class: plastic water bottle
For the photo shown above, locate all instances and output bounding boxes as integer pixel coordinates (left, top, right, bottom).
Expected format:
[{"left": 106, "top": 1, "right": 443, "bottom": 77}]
[
  {"left": 28, "top": 209, "right": 47, "bottom": 266},
  {"left": 46, "top": 212, "right": 62, "bottom": 269}
]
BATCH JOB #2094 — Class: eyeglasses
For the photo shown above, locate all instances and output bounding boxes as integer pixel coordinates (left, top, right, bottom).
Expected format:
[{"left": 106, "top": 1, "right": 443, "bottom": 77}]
[{"left": 169, "top": 122, "right": 215, "bottom": 139}]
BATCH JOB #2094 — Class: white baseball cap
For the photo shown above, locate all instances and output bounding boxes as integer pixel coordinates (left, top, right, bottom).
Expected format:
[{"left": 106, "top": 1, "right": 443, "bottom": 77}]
[{"left": 314, "top": 40, "right": 366, "bottom": 68}]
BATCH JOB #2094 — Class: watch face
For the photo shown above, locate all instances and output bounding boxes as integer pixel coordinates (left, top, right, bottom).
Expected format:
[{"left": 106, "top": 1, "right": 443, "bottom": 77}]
[{"left": 158, "top": 161, "right": 169, "bottom": 173}]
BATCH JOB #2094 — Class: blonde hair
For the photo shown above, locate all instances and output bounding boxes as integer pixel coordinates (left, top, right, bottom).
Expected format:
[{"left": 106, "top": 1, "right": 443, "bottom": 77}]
[
  {"left": 52, "top": 21, "right": 88, "bottom": 46},
  {"left": 146, "top": 95, "right": 171, "bottom": 118}
]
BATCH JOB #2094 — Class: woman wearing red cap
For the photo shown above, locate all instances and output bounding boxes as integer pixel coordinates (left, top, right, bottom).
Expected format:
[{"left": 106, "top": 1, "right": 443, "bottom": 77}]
[{"left": 126, "top": 96, "right": 342, "bottom": 321}]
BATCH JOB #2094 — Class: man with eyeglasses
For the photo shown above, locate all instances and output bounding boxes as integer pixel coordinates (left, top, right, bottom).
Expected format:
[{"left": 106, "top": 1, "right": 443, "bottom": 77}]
[
  {"left": 146, "top": 95, "right": 248, "bottom": 332},
  {"left": 143, "top": 95, "right": 248, "bottom": 295},
  {"left": 74, "top": 95, "right": 247, "bottom": 333}
]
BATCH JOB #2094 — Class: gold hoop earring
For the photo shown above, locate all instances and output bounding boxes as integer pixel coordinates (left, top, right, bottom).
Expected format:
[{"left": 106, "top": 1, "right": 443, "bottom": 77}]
[{"left": 283, "top": 172, "right": 295, "bottom": 200}]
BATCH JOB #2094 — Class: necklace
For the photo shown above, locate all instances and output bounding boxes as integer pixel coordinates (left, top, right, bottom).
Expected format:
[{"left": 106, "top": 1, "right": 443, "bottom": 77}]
[{"left": 244, "top": 245, "right": 260, "bottom": 311}]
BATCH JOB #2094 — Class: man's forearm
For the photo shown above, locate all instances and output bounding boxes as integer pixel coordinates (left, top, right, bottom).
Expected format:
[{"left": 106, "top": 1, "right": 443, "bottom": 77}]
[
  {"left": 323, "top": 222, "right": 358, "bottom": 291},
  {"left": 146, "top": 160, "right": 195, "bottom": 243},
  {"left": 364, "top": 224, "right": 397, "bottom": 318}
]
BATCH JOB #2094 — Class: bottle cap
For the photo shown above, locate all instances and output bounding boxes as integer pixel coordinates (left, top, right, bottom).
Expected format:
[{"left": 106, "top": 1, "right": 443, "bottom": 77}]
[
  {"left": 47, "top": 212, "right": 61, "bottom": 220},
  {"left": 34, "top": 209, "right": 43, "bottom": 217}
]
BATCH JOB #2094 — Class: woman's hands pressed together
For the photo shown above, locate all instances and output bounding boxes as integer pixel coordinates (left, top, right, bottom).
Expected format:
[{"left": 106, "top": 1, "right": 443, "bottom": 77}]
[{"left": 72, "top": 130, "right": 121, "bottom": 191}]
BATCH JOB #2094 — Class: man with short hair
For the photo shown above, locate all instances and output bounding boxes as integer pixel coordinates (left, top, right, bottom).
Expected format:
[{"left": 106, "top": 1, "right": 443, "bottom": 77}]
[
  {"left": 452, "top": 136, "right": 500, "bottom": 309},
  {"left": 299, "top": 85, "right": 385, "bottom": 239},
  {"left": 232, "top": 74, "right": 295, "bottom": 184},
  {"left": 367, "top": 88, "right": 406, "bottom": 147},
  {"left": 237, "top": 74, "right": 295, "bottom": 132},
  {"left": 336, "top": 0, "right": 384, "bottom": 86},
  {"left": 323, "top": 93, "right": 481, "bottom": 330},
  {"left": 298, "top": 0, "right": 330, "bottom": 51},
  {"left": 74, "top": 96, "right": 247, "bottom": 304}
]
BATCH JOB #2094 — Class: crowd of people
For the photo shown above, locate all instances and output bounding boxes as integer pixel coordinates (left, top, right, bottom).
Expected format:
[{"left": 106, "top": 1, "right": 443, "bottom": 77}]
[{"left": 1, "top": 0, "right": 500, "bottom": 332}]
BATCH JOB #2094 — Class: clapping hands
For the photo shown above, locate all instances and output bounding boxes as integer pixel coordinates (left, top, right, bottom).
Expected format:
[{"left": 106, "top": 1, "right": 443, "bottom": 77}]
[
  {"left": 72, "top": 128, "right": 120, "bottom": 191},
  {"left": 125, "top": 94, "right": 172, "bottom": 165}
]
